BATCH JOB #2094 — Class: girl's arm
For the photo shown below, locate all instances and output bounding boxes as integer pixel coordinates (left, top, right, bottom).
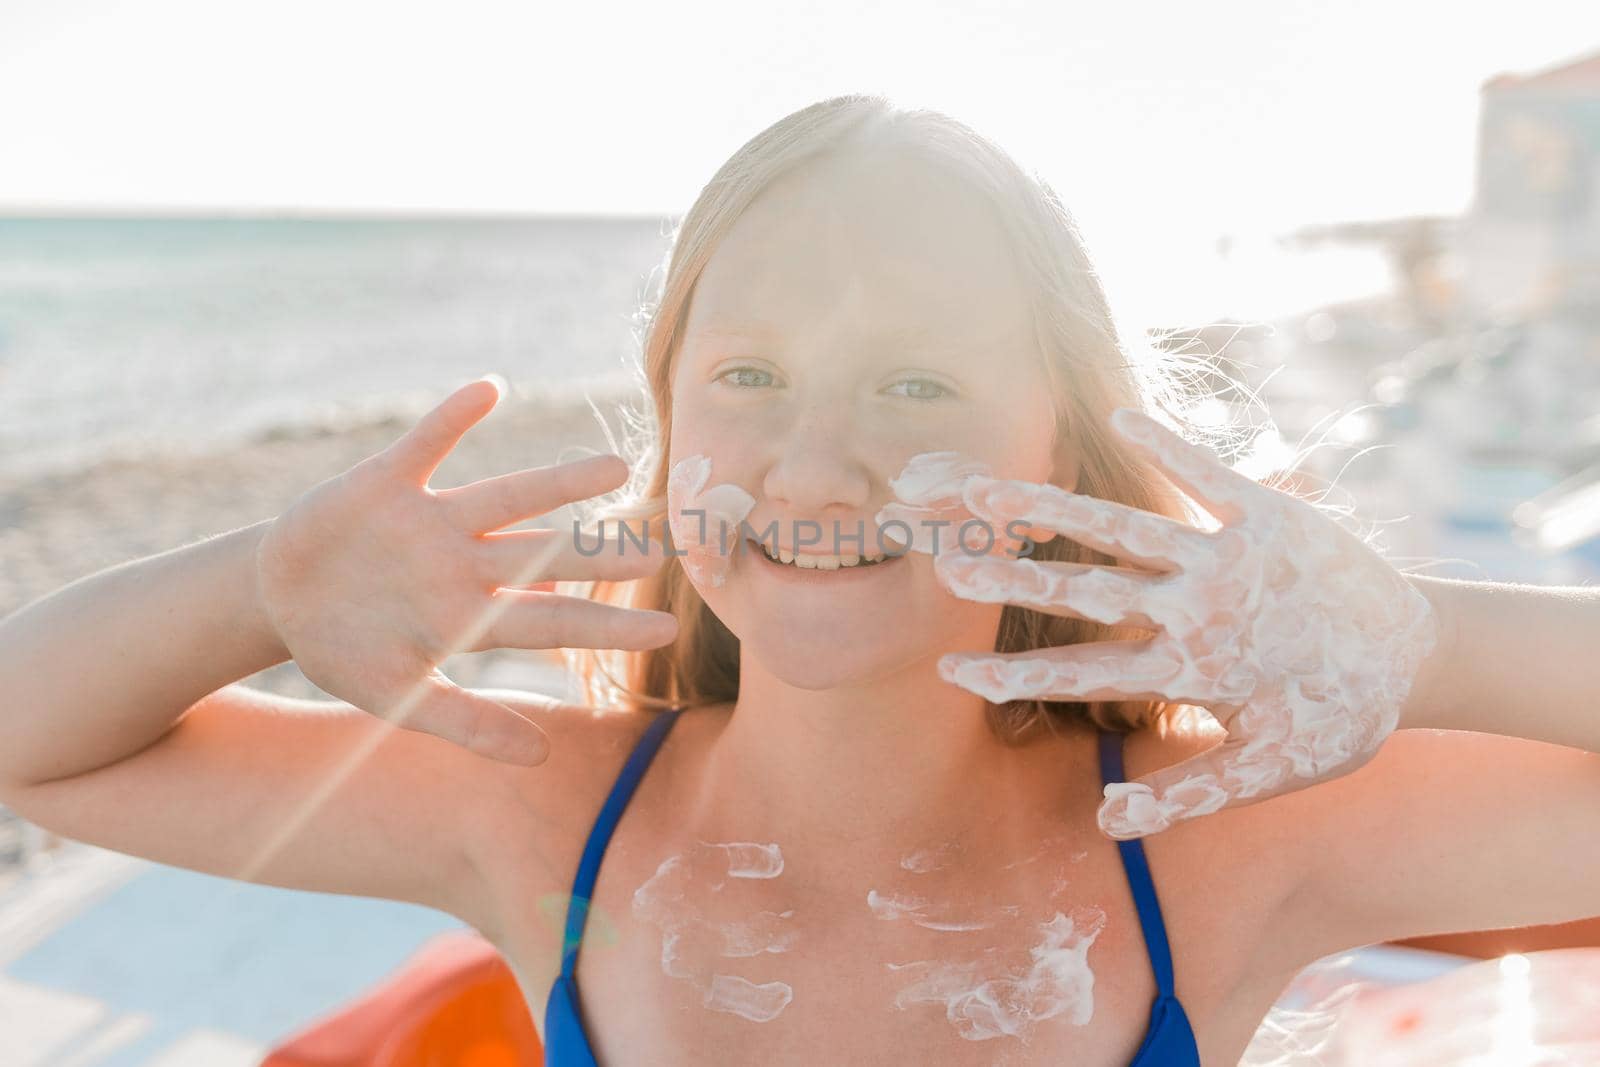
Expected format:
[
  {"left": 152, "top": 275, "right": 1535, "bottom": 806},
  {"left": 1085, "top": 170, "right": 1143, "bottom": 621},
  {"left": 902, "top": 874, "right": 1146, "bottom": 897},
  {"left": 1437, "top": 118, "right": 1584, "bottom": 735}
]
[
  {"left": 0, "top": 378, "right": 678, "bottom": 944},
  {"left": 1398, "top": 574, "right": 1600, "bottom": 752},
  {"left": 0, "top": 519, "right": 504, "bottom": 926},
  {"left": 0, "top": 520, "right": 288, "bottom": 787},
  {"left": 912, "top": 407, "right": 1600, "bottom": 967},
  {"left": 1263, "top": 574, "right": 1600, "bottom": 966}
]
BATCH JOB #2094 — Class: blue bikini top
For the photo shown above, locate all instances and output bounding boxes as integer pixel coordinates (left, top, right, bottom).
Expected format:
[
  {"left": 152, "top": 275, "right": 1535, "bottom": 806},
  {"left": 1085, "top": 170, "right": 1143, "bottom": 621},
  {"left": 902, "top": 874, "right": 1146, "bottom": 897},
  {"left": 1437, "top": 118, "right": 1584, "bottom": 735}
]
[{"left": 543, "top": 709, "right": 1200, "bottom": 1065}]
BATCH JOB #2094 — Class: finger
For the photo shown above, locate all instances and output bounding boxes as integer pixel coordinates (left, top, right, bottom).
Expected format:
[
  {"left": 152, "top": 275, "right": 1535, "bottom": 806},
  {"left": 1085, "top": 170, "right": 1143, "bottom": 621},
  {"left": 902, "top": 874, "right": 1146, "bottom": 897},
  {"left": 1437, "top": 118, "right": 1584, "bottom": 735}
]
[
  {"left": 437, "top": 453, "right": 631, "bottom": 534},
  {"left": 962, "top": 477, "right": 1200, "bottom": 574},
  {"left": 1095, "top": 732, "right": 1380, "bottom": 840},
  {"left": 874, "top": 498, "right": 1051, "bottom": 557},
  {"left": 1107, "top": 408, "right": 1263, "bottom": 527},
  {"left": 876, "top": 451, "right": 1003, "bottom": 556},
  {"left": 477, "top": 589, "right": 678, "bottom": 652},
  {"left": 1007, "top": 520, "right": 1063, "bottom": 550},
  {"left": 475, "top": 527, "right": 668, "bottom": 588},
  {"left": 385, "top": 376, "right": 506, "bottom": 486},
  {"left": 874, "top": 501, "right": 964, "bottom": 554},
  {"left": 937, "top": 640, "right": 1210, "bottom": 706},
  {"left": 934, "top": 553, "right": 1166, "bottom": 628},
  {"left": 383, "top": 667, "right": 551, "bottom": 765}
]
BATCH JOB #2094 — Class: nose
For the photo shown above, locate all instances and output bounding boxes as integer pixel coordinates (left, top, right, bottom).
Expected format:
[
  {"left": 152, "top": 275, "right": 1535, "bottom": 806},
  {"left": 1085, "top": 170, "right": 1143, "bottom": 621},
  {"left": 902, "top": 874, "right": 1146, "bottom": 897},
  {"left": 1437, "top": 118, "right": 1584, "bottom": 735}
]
[{"left": 761, "top": 397, "right": 873, "bottom": 519}]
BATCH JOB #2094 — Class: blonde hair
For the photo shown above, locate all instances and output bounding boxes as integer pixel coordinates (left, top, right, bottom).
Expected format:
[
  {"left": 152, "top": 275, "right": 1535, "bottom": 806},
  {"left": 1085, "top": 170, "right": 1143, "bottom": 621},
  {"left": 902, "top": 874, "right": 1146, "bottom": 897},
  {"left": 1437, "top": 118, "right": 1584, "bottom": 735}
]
[{"left": 561, "top": 93, "right": 1277, "bottom": 742}]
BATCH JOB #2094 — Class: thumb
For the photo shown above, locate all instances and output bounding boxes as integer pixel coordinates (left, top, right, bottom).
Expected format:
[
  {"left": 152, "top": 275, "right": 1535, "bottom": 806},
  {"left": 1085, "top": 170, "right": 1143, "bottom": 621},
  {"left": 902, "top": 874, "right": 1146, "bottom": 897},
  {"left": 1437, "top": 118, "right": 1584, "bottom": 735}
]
[
  {"left": 407, "top": 668, "right": 551, "bottom": 766},
  {"left": 1096, "top": 735, "right": 1279, "bottom": 840}
]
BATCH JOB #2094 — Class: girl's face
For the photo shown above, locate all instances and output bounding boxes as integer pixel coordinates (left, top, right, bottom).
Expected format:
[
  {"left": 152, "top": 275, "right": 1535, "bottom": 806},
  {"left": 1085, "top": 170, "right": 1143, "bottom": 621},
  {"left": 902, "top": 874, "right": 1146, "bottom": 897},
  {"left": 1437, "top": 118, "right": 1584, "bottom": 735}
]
[{"left": 668, "top": 150, "right": 1063, "bottom": 689}]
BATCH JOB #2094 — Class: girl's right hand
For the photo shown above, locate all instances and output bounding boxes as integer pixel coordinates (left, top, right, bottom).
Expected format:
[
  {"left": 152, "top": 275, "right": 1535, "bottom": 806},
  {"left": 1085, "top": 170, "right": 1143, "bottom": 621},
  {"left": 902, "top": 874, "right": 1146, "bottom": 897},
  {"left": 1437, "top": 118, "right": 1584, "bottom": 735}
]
[{"left": 252, "top": 375, "right": 678, "bottom": 767}]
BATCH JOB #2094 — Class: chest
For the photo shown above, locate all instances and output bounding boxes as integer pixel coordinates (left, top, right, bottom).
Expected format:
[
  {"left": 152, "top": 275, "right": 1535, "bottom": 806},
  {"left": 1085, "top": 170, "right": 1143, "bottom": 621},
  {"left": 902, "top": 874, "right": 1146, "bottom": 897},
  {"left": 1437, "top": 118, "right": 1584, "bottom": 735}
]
[{"left": 495, "top": 828, "right": 1293, "bottom": 1067}]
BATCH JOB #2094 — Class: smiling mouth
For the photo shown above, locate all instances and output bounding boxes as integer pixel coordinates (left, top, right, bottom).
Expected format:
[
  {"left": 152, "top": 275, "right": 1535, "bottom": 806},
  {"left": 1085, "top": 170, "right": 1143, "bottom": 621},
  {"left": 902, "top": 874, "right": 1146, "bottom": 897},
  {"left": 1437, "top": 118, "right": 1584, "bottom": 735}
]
[{"left": 749, "top": 539, "right": 897, "bottom": 570}]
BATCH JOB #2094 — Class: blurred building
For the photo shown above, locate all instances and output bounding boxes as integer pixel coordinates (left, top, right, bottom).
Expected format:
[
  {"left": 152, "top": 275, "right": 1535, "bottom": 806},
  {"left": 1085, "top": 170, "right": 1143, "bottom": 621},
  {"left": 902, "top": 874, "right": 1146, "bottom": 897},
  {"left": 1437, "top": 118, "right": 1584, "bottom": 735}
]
[
  {"left": 1251, "top": 48, "right": 1600, "bottom": 585},
  {"left": 1462, "top": 49, "right": 1600, "bottom": 320},
  {"left": 1432, "top": 49, "right": 1600, "bottom": 581}
]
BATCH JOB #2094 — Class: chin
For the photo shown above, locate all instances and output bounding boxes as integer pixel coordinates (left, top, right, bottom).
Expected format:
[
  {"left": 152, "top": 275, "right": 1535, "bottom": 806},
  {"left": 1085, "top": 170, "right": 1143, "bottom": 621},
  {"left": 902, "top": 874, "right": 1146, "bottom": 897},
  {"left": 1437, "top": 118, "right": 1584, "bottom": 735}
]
[
  {"left": 740, "top": 619, "right": 929, "bottom": 688},
  {"left": 695, "top": 565, "right": 992, "bottom": 687},
  {"left": 755, "top": 652, "right": 909, "bottom": 692}
]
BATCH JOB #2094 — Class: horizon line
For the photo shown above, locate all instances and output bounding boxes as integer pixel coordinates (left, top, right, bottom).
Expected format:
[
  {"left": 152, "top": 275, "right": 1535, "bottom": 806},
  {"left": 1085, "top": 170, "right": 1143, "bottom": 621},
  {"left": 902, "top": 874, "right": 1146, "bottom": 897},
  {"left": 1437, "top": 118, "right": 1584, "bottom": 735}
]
[{"left": 0, "top": 203, "right": 683, "bottom": 222}]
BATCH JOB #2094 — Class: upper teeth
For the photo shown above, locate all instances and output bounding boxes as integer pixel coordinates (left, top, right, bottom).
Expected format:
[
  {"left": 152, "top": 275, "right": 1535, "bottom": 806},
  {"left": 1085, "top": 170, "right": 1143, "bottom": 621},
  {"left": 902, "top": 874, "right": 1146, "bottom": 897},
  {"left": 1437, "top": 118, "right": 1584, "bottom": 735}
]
[{"left": 761, "top": 545, "right": 890, "bottom": 569}]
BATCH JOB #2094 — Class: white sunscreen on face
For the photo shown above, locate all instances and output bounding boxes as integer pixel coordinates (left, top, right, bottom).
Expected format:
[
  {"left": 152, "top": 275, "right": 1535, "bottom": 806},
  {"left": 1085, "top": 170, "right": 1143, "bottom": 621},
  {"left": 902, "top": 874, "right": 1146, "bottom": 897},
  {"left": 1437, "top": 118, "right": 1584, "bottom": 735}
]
[
  {"left": 631, "top": 840, "right": 796, "bottom": 1022},
  {"left": 874, "top": 451, "right": 998, "bottom": 555},
  {"left": 667, "top": 454, "right": 756, "bottom": 589}
]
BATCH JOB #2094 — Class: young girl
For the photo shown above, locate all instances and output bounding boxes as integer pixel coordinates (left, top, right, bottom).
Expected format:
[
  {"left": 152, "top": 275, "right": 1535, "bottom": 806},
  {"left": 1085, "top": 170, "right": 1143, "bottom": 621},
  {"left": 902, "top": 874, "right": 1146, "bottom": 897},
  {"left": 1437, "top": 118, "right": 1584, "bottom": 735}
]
[{"left": 3, "top": 95, "right": 1598, "bottom": 1067}]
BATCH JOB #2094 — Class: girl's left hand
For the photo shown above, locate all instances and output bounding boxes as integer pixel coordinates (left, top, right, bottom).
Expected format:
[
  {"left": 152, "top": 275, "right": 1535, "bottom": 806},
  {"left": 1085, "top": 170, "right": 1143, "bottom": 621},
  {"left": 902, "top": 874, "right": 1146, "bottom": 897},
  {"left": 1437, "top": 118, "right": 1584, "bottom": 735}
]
[{"left": 929, "top": 407, "right": 1442, "bottom": 840}]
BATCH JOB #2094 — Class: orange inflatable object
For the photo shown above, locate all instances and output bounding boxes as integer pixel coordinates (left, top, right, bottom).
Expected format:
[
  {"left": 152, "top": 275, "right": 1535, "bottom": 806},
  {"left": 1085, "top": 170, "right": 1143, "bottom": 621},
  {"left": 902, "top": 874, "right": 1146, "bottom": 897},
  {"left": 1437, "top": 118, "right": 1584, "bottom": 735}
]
[
  {"left": 1396, "top": 915, "right": 1600, "bottom": 959},
  {"left": 254, "top": 919, "right": 1600, "bottom": 1066},
  {"left": 258, "top": 930, "right": 543, "bottom": 1067}
]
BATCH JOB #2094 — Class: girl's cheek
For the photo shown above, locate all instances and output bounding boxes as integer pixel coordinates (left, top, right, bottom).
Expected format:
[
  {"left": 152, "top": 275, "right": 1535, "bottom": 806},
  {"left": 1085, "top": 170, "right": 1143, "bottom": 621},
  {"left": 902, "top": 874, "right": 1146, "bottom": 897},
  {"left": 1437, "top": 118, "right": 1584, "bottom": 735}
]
[{"left": 666, "top": 450, "right": 756, "bottom": 590}]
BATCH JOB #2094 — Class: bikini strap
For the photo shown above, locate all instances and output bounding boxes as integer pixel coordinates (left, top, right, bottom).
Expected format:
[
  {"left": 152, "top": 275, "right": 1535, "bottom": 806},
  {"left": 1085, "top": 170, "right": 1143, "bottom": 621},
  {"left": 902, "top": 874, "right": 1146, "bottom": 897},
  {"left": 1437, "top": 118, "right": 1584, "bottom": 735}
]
[
  {"left": 559, "top": 706, "right": 684, "bottom": 976},
  {"left": 1097, "top": 728, "right": 1178, "bottom": 997}
]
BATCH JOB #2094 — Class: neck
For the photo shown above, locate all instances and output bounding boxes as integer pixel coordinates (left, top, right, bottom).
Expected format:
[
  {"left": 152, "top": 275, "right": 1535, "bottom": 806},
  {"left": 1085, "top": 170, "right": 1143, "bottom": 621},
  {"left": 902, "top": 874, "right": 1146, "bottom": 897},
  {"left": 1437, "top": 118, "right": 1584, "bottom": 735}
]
[{"left": 689, "top": 647, "right": 1093, "bottom": 881}]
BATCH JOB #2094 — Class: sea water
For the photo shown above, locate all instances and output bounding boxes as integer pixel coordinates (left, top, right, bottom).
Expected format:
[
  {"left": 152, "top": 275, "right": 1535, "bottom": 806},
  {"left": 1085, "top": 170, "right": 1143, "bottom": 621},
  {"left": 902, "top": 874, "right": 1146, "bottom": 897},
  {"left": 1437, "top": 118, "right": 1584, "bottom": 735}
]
[
  {"left": 0, "top": 215, "right": 672, "bottom": 485},
  {"left": 0, "top": 214, "right": 1393, "bottom": 488}
]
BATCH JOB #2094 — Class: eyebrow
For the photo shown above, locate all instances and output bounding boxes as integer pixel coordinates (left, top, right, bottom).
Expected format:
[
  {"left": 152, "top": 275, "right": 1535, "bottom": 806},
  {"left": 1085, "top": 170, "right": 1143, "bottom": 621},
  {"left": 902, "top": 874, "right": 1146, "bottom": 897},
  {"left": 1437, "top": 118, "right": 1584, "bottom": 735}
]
[
  {"left": 685, "top": 321, "right": 983, "bottom": 349},
  {"left": 684, "top": 323, "right": 774, "bottom": 342}
]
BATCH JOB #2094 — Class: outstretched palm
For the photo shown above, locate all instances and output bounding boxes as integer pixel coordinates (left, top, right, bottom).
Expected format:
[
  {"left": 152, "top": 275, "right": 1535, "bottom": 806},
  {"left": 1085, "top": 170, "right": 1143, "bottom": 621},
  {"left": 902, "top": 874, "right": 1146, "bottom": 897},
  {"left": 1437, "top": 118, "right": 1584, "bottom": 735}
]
[{"left": 924, "top": 406, "right": 1441, "bottom": 840}]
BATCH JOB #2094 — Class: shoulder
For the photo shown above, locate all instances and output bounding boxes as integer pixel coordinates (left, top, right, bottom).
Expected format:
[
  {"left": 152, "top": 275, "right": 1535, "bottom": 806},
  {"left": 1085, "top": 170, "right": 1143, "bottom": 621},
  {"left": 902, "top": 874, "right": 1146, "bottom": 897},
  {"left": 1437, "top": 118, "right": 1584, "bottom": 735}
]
[
  {"left": 1142, "top": 719, "right": 1600, "bottom": 984},
  {"left": 455, "top": 692, "right": 725, "bottom": 948},
  {"left": 1269, "top": 725, "right": 1600, "bottom": 962},
  {"left": 1115, "top": 711, "right": 1326, "bottom": 999}
]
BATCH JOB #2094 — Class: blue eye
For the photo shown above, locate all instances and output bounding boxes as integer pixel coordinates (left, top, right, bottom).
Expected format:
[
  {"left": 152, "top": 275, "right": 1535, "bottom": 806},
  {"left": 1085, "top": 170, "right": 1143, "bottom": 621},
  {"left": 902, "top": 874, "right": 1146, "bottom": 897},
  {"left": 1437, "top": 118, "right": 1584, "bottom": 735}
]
[
  {"left": 715, "top": 367, "right": 776, "bottom": 389},
  {"left": 886, "top": 378, "right": 950, "bottom": 401}
]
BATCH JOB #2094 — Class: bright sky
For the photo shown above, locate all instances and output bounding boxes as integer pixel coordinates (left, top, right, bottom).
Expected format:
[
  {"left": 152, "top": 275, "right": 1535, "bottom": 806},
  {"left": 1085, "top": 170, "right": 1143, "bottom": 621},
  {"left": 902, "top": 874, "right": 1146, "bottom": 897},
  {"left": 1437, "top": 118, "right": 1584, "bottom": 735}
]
[{"left": 1, "top": 1, "right": 1593, "bottom": 320}]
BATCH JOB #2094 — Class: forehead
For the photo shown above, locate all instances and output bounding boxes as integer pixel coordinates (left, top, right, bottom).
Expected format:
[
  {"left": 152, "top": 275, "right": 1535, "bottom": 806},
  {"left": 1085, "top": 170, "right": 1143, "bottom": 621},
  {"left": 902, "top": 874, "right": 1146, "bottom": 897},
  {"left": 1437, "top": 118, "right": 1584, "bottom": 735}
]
[{"left": 684, "top": 148, "right": 1036, "bottom": 350}]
